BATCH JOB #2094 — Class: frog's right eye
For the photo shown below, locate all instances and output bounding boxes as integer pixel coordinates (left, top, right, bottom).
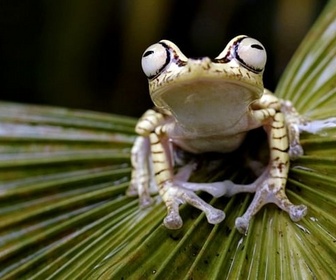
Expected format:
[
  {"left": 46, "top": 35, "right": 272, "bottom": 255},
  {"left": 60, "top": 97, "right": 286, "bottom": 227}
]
[{"left": 141, "top": 43, "right": 170, "bottom": 79}]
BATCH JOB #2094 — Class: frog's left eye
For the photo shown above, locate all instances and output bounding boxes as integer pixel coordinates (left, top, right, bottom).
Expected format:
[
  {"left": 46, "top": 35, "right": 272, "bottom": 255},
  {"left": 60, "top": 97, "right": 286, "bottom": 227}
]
[
  {"left": 234, "top": 37, "right": 267, "bottom": 73},
  {"left": 141, "top": 43, "right": 170, "bottom": 79}
]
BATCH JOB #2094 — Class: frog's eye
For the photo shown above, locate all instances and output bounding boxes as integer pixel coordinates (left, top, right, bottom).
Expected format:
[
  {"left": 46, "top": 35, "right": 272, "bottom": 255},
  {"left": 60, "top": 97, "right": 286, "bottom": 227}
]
[
  {"left": 141, "top": 43, "right": 170, "bottom": 79},
  {"left": 141, "top": 40, "right": 187, "bottom": 79},
  {"left": 234, "top": 37, "right": 267, "bottom": 73}
]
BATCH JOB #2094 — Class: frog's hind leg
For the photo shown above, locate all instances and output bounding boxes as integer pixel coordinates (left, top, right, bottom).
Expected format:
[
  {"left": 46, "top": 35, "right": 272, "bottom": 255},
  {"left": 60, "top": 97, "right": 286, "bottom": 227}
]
[{"left": 234, "top": 111, "right": 307, "bottom": 234}]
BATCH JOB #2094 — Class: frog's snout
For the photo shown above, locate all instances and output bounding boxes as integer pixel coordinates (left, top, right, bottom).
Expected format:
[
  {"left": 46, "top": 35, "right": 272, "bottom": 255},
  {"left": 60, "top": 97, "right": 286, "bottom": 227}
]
[
  {"left": 190, "top": 56, "right": 211, "bottom": 63},
  {"left": 188, "top": 57, "right": 212, "bottom": 71}
]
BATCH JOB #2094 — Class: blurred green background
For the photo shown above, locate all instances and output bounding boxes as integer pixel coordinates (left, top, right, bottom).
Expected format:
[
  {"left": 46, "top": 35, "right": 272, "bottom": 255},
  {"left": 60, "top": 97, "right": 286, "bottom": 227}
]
[{"left": 0, "top": 0, "right": 327, "bottom": 117}]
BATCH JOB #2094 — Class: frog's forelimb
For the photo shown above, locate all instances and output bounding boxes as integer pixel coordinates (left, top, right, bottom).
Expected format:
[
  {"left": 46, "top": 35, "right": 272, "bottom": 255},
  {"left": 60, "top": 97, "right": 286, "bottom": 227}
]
[{"left": 129, "top": 109, "right": 226, "bottom": 229}]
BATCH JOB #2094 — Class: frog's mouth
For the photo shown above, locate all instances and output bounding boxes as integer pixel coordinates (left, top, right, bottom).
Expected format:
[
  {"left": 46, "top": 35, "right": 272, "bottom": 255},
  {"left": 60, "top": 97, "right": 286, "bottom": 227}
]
[{"left": 152, "top": 79, "right": 263, "bottom": 134}]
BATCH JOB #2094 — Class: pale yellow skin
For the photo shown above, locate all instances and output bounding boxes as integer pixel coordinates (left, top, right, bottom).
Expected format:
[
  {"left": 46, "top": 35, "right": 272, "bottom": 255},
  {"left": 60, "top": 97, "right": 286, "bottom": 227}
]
[{"left": 128, "top": 36, "right": 308, "bottom": 234}]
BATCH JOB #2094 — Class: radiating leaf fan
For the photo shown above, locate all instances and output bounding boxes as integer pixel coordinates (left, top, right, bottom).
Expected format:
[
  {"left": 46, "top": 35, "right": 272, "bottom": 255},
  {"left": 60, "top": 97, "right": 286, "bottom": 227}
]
[{"left": 0, "top": 1, "right": 335, "bottom": 279}]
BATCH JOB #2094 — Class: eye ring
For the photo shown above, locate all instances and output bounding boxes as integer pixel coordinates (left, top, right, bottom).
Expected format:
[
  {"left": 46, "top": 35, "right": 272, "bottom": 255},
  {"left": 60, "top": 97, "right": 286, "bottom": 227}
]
[
  {"left": 141, "top": 42, "right": 170, "bottom": 79},
  {"left": 233, "top": 37, "right": 267, "bottom": 73}
]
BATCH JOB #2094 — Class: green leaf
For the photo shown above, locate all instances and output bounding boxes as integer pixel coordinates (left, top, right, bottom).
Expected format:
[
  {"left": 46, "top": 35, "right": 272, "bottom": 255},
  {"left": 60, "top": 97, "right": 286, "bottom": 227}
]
[{"left": 0, "top": 1, "right": 336, "bottom": 279}]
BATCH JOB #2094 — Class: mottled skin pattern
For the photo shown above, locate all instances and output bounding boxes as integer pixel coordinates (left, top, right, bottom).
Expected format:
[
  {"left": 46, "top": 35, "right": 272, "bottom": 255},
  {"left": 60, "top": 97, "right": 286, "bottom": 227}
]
[{"left": 127, "top": 36, "right": 307, "bottom": 234}]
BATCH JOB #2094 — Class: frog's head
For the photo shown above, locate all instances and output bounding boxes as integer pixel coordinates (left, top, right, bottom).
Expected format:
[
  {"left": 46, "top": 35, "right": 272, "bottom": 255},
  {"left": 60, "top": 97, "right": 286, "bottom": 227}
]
[{"left": 141, "top": 36, "right": 267, "bottom": 128}]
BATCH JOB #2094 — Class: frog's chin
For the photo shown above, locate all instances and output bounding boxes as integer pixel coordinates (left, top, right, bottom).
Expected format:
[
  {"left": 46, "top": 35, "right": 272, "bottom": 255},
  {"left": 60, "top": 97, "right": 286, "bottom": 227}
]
[{"left": 154, "top": 80, "right": 261, "bottom": 133}]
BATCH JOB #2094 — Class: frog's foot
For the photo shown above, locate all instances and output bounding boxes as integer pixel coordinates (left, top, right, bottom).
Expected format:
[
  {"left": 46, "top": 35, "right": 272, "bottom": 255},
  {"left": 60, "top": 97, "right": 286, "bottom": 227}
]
[
  {"left": 223, "top": 168, "right": 307, "bottom": 234},
  {"left": 160, "top": 181, "right": 226, "bottom": 229},
  {"left": 163, "top": 162, "right": 227, "bottom": 229},
  {"left": 161, "top": 175, "right": 256, "bottom": 229},
  {"left": 235, "top": 191, "right": 307, "bottom": 234}
]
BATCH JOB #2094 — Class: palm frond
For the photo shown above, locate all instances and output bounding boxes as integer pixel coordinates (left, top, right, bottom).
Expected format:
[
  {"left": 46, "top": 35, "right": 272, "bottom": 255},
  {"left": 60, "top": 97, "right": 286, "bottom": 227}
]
[{"left": 0, "top": 1, "right": 336, "bottom": 279}]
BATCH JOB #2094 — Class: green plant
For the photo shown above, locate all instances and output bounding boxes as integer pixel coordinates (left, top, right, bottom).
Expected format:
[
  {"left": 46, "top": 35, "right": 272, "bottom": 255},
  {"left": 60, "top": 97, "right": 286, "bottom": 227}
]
[{"left": 0, "top": 1, "right": 335, "bottom": 279}]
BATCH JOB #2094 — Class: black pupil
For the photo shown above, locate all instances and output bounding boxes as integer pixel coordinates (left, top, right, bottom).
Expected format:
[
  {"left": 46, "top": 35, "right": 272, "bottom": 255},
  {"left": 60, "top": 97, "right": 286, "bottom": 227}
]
[
  {"left": 143, "top": 50, "right": 154, "bottom": 57},
  {"left": 251, "top": 44, "right": 263, "bottom": 50}
]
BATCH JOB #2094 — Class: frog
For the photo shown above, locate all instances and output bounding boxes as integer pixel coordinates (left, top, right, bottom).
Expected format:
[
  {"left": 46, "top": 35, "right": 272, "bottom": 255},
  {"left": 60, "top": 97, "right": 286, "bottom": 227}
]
[{"left": 127, "top": 35, "right": 309, "bottom": 234}]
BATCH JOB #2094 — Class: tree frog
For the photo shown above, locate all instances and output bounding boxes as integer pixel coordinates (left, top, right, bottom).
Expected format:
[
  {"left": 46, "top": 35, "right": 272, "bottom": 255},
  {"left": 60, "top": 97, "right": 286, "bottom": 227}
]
[{"left": 127, "top": 35, "right": 308, "bottom": 234}]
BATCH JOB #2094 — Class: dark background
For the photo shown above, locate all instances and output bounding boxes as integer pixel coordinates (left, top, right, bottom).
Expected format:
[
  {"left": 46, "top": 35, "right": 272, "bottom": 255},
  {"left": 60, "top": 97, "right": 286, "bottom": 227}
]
[{"left": 0, "top": 0, "right": 327, "bottom": 117}]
